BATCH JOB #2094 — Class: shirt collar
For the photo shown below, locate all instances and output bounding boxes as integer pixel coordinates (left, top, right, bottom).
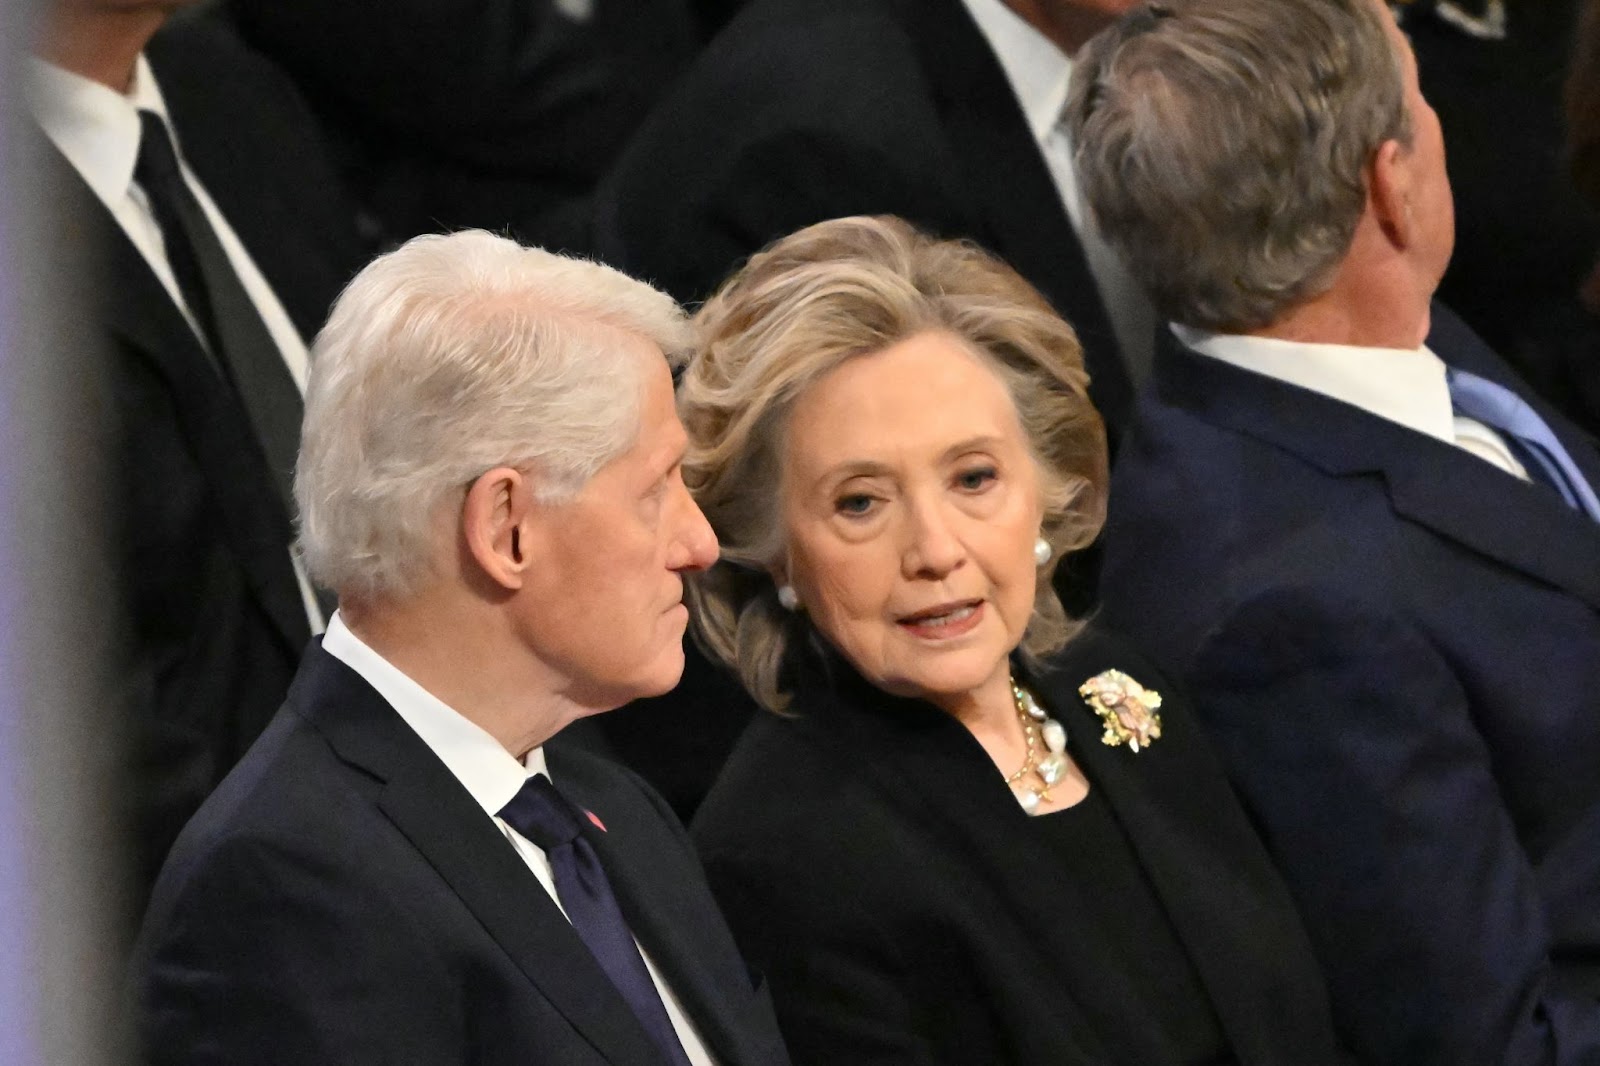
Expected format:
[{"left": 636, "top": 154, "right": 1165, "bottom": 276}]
[
  {"left": 321, "top": 612, "right": 548, "bottom": 818},
  {"left": 960, "top": 0, "right": 1075, "bottom": 145},
  {"left": 26, "top": 54, "right": 176, "bottom": 209},
  {"left": 1171, "top": 323, "right": 1458, "bottom": 445}
]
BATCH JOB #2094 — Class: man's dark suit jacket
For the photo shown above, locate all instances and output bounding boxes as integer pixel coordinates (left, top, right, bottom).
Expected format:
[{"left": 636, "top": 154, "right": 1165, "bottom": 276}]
[
  {"left": 590, "top": 0, "right": 1128, "bottom": 822},
  {"left": 1097, "top": 308, "right": 1600, "bottom": 1065},
  {"left": 222, "top": 0, "right": 701, "bottom": 250},
  {"left": 692, "top": 630, "right": 1351, "bottom": 1065},
  {"left": 53, "top": 12, "right": 369, "bottom": 901},
  {"left": 592, "top": 0, "right": 1130, "bottom": 422},
  {"left": 135, "top": 642, "right": 791, "bottom": 1066}
]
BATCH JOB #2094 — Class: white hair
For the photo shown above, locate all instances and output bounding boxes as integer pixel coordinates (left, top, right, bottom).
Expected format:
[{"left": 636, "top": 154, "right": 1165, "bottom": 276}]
[{"left": 296, "top": 229, "right": 691, "bottom": 601}]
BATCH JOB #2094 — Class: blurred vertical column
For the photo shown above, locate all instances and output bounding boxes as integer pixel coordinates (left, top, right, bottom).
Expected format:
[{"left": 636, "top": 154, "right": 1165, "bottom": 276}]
[{"left": 2, "top": 0, "right": 128, "bottom": 1063}]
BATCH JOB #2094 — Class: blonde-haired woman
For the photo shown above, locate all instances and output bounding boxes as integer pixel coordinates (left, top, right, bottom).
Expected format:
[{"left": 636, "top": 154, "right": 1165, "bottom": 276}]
[{"left": 684, "top": 216, "right": 1352, "bottom": 1066}]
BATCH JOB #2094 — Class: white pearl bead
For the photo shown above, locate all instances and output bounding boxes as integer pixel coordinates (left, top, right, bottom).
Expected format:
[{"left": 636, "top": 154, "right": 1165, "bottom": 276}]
[
  {"left": 1017, "top": 789, "right": 1040, "bottom": 813},
  {"left": 1042, "top": 720, "right": 1067, "bottom": 754}
]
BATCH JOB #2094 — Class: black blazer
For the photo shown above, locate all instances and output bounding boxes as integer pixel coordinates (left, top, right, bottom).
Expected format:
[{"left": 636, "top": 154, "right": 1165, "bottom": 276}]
[
  {"left": 691, "top": 629, "right": 1350, "bottom": 1065},
  {"left": 222, "top": 0, "right": 701, "bottom": 249},
  {"left": 591, "top": 0, "right": 1131, "bottom": 425},
  {"left": 134, "top": 642, "right": 791, "bottom": 1066},
  {"left": 1097, "top": 308, "right": 1600, "bottom": 1065},
  {"left": 49, "top": 10, "right": 369, "bottom": 899}
]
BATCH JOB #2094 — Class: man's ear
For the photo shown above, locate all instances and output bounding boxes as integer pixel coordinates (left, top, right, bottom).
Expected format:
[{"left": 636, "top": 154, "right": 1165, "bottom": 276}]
[
  {"left": 1369, "top": 137, "right": 1414, "bottom": 250},
  {"left": 462, "top": 467, "right": 533, "bottom": 592}
]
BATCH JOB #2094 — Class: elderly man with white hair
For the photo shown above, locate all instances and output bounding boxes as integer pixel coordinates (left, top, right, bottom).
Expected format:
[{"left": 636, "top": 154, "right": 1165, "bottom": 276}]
[{"left": 132, "top": 230, "right": 790, "bottom": 1066}]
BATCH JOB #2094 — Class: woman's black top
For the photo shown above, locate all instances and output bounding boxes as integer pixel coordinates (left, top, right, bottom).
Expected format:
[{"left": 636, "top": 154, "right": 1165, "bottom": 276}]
[{"left": 1035, "top": 785, "right": 1235, "bottom": 1065}]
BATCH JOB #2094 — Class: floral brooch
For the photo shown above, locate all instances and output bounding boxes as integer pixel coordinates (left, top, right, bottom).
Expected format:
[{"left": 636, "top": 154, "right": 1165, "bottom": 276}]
[{"left": 1078, "top": 670, "right": 1163, "bottom": 752}]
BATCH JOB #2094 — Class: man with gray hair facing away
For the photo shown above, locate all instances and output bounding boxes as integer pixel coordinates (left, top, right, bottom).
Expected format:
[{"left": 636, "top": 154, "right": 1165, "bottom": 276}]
[
  {"left": 133, "top": 230, "right": 790, "bottom": 1066},
  {"left": 1072, "top": 2, "right": 1600, "bottom": 1064}
]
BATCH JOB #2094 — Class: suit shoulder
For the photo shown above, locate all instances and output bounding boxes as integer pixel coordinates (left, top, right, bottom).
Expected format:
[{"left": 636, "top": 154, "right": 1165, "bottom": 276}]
[
  {"left": 1045, "top": 626, "right": 1169, "bottom": 683},
  {"left": 148, "top": 9, "right": 311, "bottom": 118},
  {"left": 692, "top": 710, "right": 890, "bottom": 868},
  {"left": 615, "top": 0, "right": 936, "bottom": 159},
  {"left": 151, "top": 706, "right": 376, "bottom": 895}
]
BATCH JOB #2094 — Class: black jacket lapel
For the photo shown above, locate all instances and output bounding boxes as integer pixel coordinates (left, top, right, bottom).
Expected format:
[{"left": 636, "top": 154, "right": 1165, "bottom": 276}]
[
  {"left": 792, "top": 657, "right": 1114, "bottom": 1064},
  {"left": 553, "top": 749, "right": 760, "bottom": 1066},
  {"left": 788, "top": 642, "right": 1337, "bottom": 1065},
  {"left": 1026, "top": 658, "right": 1334, "bottom": 1066},
  {"left": 296, "top": 648, "right": 666, "bottom": 1066}
]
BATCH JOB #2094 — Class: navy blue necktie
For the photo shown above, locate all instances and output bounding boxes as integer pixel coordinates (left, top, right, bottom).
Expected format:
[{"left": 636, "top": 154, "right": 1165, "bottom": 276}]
[
  {"left": 1446, "top": 368, "right": 1600, "bottom": 523},
  {"left": 499, "top": 774, "right": 693, "bottom": 1066}
]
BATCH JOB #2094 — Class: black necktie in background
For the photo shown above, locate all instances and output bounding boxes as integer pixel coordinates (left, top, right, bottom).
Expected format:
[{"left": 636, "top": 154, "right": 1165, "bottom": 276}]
[
  {"left": 499, "top": 773, "right": 695, "bottom": 1066},
  {"left": 133, "top": 109, "right": 304, "bottom": 518}
]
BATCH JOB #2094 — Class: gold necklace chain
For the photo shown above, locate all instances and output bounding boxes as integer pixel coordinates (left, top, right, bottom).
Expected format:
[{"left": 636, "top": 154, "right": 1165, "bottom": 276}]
[
  {"left": 1006, "top": 676, "right": 1071, "bottom": 814},
  {"left": 1005, "top": 677, "right": 1050, "bottom": 801}
]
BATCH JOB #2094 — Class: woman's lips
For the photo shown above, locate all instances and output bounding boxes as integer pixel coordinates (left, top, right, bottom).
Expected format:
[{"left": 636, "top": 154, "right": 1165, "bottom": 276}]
[{"left": 896, "top": 600, "right": 984, "bottom": 639}]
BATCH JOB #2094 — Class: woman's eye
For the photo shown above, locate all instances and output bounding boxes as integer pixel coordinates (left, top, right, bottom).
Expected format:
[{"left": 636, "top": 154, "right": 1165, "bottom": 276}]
[
  {"left": 956, "top": 467, "right": 998, "bottom": 491},
  {"left": 835, "top": 494, "right": 876, "bottom": 516}
]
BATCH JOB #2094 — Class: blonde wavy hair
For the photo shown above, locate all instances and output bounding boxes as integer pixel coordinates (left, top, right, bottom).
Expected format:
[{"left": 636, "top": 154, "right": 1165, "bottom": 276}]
[{"left": 681, "top": 216, "right": 1108, "bottom": 712}]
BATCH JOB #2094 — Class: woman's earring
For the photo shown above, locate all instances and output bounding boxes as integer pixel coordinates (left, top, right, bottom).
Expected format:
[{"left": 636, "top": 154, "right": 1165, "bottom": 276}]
[
  {"left": 777, "top": 585, "right": 800, "bottom": 611},
  {"left": 1033, "top": 537, "right": 1052, "bottom": 567}
]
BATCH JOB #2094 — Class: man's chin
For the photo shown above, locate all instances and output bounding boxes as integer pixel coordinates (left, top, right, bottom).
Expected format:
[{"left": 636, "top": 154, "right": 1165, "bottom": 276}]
[{"left": 587, "top": 650, "right": 688, "bottom": 710}]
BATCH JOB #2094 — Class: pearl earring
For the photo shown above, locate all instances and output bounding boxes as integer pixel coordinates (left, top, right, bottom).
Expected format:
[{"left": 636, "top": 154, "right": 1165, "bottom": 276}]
[
  {"left": 777, "top": 585, "right": 800, "bottom": 611},
  {"left": 1033, "top": 537, "right": 1052, "bottom": 567}
]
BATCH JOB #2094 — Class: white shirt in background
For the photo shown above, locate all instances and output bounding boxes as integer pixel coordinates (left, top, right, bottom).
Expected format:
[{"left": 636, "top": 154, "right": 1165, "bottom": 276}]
[
  {"left": 960, "top": 0, "right": 1157, "bottom": 383},
  {"left": 1172, "top": 323, "right": 1530, "bottom": 480},
  {"left": 27, "top": 55, "right": 324, "bottom": 631}
]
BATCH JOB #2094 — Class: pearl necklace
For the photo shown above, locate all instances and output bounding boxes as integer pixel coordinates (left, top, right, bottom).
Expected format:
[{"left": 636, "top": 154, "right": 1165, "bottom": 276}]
[{"left": 1005, "top": 677, "right": 1069, "bottom": 815}]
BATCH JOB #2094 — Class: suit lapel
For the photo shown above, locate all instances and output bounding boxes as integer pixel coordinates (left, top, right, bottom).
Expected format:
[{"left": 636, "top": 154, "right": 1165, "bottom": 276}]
[
  {"left": 792, "top": 645, "right": 1328, "bottom": 1065},
  {"left": 793, "top": 659, "right": 1114, "bottom": 1064},
  {"left": 896, "top": 0, "right": 1133, "bottom": 427},
  {"left": 1428, "top": 304, "right": 1600, "bottom": 506},
  {"left": 298, "top": 649, "right": 666, "bottom": 1066},
  {"left": 555, "top": 761, "right": 752, "bottom": 1066},
  {"left": 1026, "top": 660, "right": 1323, "bottom": 1066},
  {"left": 50, "top": 147, "right": 311, "bottom": 651},
  {"left": 1159, "top": 338, "right": 1600, "bottom": 611}
]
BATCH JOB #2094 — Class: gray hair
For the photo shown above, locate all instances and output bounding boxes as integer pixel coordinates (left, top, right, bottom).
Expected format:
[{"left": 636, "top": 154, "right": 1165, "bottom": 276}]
[
  {"left": 681, "top": 216, "right": 1108, "bottom": 713},
  {"left": 1065, "top": 0, "right": 1411, "bottom": 332},
  {"left": 296, "top": 229, "right": 691, "bottom": 601}
]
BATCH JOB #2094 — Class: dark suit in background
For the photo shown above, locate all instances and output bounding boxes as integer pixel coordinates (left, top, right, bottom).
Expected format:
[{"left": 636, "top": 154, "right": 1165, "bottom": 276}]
[
  {"left": 136, "top": 643, "right": 788, "bottom": 1066},
  {"left": 1098, "top": 309, "right": 1600, "bottom": 1064},
  {"left": 1411, "top": 0, "right": 1600, "bottom": 437},
  {"left": 223, "top": 0, "right": 702, "bottom": 251},
  {"left": 591, "top": 0, "right": 1130, "bottom": 821},
  {"left": 50, "top": 9, "right": 367, "bottom": 901},
  {"left": 693, "top": 630, "right": 1350, "bottom": 1065},
  {"left": 592, "top": 0, "right": 1130, "bottom": 421}
]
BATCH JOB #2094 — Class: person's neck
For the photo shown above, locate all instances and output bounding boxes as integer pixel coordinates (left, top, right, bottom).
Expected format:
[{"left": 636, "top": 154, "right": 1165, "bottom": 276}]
[
  {"left": 35, "top": 6, "right": 169, "bottom": 93},
  {"left": 1250, "top": 253, "right": 1433, "bottom": 351},
  {"left": 340, "top": 595, "right": 573, "bottom": 760},
  {"left": 934, "top": 663, "right": 1024, "bottom": 751},
  {"left": 1002, "top": 0, "right": 1115, "bottom": 55}
]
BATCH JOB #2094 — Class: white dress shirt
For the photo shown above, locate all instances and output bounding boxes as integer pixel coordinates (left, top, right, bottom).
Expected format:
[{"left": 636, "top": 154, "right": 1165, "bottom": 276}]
[
  {"left": 26, "top": 55, "right": 324, "bottom": 631},
  {"left": 1172, "top": 324, "right": 1531, "bottom": 479},
  {"left": 960, "top": 0, "right": 1156, "bottom": 383},
  {"left": 320, "top": 613, "right": 718, "bottom": 1066}
]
